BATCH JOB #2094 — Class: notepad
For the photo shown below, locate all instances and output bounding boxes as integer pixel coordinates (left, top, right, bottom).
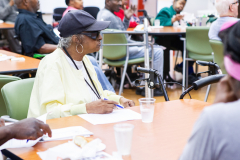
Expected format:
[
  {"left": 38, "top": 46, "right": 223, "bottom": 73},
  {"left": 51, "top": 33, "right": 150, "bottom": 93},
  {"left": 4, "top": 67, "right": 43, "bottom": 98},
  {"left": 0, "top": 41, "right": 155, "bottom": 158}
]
[
  {"left": 42, "top": 126, "right": 93, "bottom": 141},
  {"left": 78, "top": 109, "right": 141, "bottom": 125},
  {"left": 0, "top": 138, "right": 41, "bottom": 150}
]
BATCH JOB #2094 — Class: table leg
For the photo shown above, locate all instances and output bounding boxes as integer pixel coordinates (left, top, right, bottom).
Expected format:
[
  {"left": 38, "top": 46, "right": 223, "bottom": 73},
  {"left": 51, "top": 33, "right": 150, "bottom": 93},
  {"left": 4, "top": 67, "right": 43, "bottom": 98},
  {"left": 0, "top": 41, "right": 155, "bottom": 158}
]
[{"left": 163, "top": 48, "right": 177, "bottom": 84}]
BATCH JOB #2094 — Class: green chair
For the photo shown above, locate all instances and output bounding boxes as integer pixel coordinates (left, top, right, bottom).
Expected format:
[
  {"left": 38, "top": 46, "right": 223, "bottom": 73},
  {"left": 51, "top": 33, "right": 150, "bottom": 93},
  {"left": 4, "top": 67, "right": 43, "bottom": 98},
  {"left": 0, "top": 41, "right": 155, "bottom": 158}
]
[
  {"left": 209, "top": 40, "right": 226, "bottom": 74},
  {"left": 182, "top": 27, "right": 213, "bottom": 101},
  {"left": 102, "top": 29, "right": 153, "bottom": 95},
  {"left": 1, "top": 78, "right": 35, "bottom": 120},
  {"left": 0, "top": 75, "right": 21, "bottom": 117}
]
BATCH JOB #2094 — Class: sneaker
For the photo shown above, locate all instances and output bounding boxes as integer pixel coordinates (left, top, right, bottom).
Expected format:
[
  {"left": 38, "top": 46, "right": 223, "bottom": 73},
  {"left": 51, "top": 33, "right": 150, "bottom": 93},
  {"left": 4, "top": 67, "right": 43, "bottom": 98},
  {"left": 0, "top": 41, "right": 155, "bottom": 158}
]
[
  {"left": 188, "top": 73, "right": 198, "bottom": 85},
  {"left": 174, "top": 64, "right": 183, "bottom": 73}
]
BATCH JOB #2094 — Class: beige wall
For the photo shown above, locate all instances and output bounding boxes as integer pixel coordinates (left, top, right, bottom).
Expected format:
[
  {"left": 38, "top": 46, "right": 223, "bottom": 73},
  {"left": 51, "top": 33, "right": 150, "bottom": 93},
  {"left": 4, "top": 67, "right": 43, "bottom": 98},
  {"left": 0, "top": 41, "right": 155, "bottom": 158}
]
[{"left": 145, "top": 0, "right": 157, "bottom": 17}]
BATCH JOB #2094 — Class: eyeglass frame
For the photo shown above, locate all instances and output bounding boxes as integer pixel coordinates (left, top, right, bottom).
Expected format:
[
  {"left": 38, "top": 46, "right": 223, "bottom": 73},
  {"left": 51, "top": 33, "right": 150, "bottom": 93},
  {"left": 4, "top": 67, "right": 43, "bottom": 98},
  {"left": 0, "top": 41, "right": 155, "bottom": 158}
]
[
  {"left": 81, "top": 31, "right": 100, "bottom": 40},
  {"left": 232, "top": 0, "right": 239, "bottom": 5}
]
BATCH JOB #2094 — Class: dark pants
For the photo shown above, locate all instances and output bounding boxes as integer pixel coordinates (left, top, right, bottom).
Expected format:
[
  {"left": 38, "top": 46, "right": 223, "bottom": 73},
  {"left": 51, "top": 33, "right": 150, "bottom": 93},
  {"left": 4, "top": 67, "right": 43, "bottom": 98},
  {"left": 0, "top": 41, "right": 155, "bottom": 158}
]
[
  {"left": 2, "top": 29, "right": 21, "bottom": 54},
  {"left": 155, "top": 35, "right": 194, "bottom": 74}
]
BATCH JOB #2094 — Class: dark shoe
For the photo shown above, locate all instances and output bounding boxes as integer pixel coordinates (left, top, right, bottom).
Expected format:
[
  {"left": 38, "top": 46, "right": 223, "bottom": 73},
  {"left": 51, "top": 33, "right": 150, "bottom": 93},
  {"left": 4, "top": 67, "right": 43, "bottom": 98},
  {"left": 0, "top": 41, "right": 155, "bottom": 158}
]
[
  {"left": 141, "top": 88, "right": 164, "bottom": 97},
  {"left": 188, "top": 73, "right": 198, "bottom": 85},
  {"left": 174, "top": 64, "right": 183, "bottom": 73},
  {"left": 136, "top": 87, "right": 144, "bottom": 95},
  {"left": 154, "top": 88, "right": 164, "bottom": 96},
  {"left": 174, "top": 64, "right": 195, "bottom": 75}
]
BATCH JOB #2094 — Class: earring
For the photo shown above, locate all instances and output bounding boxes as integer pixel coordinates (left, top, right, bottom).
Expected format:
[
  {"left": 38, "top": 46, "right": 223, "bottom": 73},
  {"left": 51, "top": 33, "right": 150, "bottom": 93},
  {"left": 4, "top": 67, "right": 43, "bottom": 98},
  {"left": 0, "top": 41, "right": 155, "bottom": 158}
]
[{"left": 76, "top": 44, "right": 84, "bottom": 54}]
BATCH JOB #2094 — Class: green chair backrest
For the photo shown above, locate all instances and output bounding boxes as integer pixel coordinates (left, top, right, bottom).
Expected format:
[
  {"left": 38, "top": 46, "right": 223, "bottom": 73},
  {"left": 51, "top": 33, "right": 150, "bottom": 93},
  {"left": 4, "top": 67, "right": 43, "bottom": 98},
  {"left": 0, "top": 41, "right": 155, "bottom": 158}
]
[
  {"left": 102, "top": 29, "right": 127, "bottom": 60},
  {"left": 1, "top": 78, "right": 35, "bottom": 120},
  {"left": 186, "top": 27, "right": 212, "bottom": 55},
  {"left": 0, "top": 75, "right": 21, "bottom": 116},
  {"left": 209, "top": 40, "right": 227, "bottom": 74}
]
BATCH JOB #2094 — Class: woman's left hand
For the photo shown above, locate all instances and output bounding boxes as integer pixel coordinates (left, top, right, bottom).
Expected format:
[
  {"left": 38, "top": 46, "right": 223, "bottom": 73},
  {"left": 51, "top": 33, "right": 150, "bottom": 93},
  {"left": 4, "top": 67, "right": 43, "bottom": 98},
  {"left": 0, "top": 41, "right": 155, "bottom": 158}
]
[{"left": 120, "top": 97, "right": 135, "bottom": 108}]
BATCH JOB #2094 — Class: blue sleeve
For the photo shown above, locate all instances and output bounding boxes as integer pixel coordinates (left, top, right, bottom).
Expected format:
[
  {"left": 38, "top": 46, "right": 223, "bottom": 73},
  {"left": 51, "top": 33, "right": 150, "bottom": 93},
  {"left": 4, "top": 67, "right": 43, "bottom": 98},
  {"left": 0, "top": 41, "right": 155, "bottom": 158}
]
[{"left": 18, "top": 18, "right": 45, "bottom": 54}]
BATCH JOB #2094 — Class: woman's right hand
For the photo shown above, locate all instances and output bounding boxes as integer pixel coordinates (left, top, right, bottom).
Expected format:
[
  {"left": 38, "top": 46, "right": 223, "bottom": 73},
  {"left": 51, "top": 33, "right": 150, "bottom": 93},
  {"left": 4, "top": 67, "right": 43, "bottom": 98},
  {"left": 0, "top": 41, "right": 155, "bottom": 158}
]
[
  {"left": 172, "top": 14, "right": 184, "bottom": 23},
  {"left": 86, "top": 99, "right": 118, "bottom": 114}
]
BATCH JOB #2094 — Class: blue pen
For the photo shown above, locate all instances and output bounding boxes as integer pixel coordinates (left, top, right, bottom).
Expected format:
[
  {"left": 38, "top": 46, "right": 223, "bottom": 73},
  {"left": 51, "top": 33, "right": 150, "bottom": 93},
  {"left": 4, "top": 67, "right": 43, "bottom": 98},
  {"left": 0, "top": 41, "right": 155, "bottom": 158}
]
[
  {"left": 104, "top": 98, "right": 124, "bottom": 109},
  {"left": 26, "top": 139, "right": 29, "bottom": 143}
]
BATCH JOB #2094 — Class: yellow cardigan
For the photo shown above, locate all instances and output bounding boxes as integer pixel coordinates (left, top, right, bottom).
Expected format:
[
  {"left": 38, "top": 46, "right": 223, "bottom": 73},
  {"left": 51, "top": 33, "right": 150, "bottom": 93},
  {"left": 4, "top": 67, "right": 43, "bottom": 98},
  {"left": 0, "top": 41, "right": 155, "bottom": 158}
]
[{"left": 28, "top": 48, "right": 122, "bottom": 119}]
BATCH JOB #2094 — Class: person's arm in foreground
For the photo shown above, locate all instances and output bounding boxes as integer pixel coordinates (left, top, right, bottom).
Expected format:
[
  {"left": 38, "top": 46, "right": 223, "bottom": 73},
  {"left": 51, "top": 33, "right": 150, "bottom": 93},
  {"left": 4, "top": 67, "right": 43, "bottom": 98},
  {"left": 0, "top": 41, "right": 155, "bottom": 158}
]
[{"left": 0, "top": 118, "right": 52, "bottom": 146}]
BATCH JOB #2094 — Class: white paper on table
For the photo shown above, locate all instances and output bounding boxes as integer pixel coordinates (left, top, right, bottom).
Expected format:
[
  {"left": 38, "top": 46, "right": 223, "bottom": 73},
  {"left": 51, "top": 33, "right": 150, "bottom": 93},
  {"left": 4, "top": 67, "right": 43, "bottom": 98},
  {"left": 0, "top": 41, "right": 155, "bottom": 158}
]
[
  {"left": 0, "top": 137, "right": 41, "bottom": 150},
  {"left": 37, "top": 140, "right": 112, "bottom": 160},
  {"left": 11, "top": 57, "right": 25, "bottom": 61},
  {"left": 0, "top": 55, "right": 14, "bottom": 62},
  {"left": 42, "top": 126, "right": 93, "bottom": 141},
  {"left": 78, "top": 109, "right": 141, "bottom": 125},
  {"left": 37, "top": 113, "right": 48, "bottom": 123}
]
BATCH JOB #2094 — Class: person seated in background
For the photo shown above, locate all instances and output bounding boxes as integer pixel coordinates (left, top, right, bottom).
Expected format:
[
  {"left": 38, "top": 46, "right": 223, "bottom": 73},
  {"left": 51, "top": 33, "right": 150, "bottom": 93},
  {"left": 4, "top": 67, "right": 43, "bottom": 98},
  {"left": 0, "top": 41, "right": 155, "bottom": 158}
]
[
  {"left": 14, "top": 0, "right": 59, "bottom": 56},
  {"left": 155, "top": 0, "right": 197, "bottom": 84},
  {"left": 114, "top": 0, "right": 138, "bottom": 28},
  {"left": 97, "top": 0, "right": 164, "bottom": 96},
  {"left": 180, "top": 21, "right": 240, "bottom": 160},
  {"left": 63, "top": 0, "right": 83, "bottom": 17},
  {"left": 0, "top": 118, "right": 52, "bottom": 159},
  {"left": 155, "top": 0, "right": 186, "bottom": 26},
  {"left": 28, "top": 10, "right": 134, "bottom": 119},
  {"left": 0, "top": 0, "right": 21, "bottom": 53},
  {"left": 14, "top": 0, "right": 115, "bottom": 92},
  {"left": 208, "top": 0, "right": 239, "bottom": 41}
]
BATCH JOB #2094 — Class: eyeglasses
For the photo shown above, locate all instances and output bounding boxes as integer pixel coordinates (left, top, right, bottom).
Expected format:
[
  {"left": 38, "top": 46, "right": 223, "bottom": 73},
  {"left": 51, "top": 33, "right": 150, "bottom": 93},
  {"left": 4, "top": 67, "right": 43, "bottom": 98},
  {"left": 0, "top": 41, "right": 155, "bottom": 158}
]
[
  {"left": 81, "top": 31, "right": 100, "bottom": 40},
  {"left": 232, "top": 0, "right": 239, "bottom": 5}
]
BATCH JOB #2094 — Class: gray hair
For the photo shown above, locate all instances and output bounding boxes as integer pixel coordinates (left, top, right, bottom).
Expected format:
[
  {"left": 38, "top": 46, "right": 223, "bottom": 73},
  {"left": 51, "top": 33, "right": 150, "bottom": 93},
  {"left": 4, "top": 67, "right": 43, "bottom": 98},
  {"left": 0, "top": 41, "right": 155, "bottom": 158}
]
[
  {"left": 58, "top": 34, "right": 84, "bottom": 48},
  {"left": 215, "top": 0, "right": 236, "bottom": 15}
]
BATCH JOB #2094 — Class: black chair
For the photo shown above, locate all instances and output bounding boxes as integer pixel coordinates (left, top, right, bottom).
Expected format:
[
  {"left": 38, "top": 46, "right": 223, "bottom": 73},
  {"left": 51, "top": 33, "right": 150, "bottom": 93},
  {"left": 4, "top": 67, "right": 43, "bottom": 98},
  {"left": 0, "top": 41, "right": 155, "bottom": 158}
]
[
  {"left": 53, "top": 7, "right": 67, "bottom": 22},
  {"left": 84, "top": 7, "right": 100, "bottom": 19}
]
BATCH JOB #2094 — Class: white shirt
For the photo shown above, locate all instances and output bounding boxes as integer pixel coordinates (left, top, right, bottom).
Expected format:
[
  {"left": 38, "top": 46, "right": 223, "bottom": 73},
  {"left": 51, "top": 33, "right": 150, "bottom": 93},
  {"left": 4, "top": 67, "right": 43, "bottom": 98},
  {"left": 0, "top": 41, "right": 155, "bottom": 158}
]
[
  {"left": 64, "top": 54, "right": 99, "bottom": 102},
  {"left": 208, "top": 17, "right": 239, "bottom": 41}
]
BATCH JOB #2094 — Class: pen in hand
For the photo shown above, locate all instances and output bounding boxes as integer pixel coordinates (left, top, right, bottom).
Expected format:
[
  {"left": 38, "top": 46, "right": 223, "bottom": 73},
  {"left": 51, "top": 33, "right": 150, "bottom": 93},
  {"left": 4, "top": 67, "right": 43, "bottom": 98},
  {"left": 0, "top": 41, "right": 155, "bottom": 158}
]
[{"left": 104, "top": 98, "right": 124, "bottom": 109}]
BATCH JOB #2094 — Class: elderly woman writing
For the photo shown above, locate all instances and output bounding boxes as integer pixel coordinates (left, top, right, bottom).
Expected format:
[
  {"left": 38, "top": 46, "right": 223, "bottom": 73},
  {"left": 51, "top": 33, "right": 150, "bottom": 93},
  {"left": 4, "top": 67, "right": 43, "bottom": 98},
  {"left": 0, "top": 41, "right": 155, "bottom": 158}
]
[{"left": 28, "top": 10, "right": 134, "bottom": 119}]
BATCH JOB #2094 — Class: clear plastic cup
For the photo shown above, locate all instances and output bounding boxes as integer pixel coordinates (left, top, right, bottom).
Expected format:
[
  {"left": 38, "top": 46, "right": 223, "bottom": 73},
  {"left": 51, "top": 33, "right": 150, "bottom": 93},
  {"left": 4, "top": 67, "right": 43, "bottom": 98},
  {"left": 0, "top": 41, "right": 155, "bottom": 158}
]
[
  {"left": 114, "top": 123, "right": 134, "bottom": 156},
  {"left": 154, "top": 19, "right": 160, "bottom": 26},
  {"left": 139, "top": 98, "right": 156, "bottom": 123}
]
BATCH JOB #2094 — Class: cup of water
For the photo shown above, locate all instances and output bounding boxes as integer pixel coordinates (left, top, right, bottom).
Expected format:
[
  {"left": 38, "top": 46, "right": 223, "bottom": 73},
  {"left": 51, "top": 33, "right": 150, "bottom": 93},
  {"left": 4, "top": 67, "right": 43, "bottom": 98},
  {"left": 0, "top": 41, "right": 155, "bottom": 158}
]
[
  {"left": 114, "top": 123, "right": 134, "bottom": 156},
  {"left": 154, "top": 19, "right": 160, "bottom": 26},
  {"left": 139, "top": 98, "right": 156, "bottom": 123}
]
